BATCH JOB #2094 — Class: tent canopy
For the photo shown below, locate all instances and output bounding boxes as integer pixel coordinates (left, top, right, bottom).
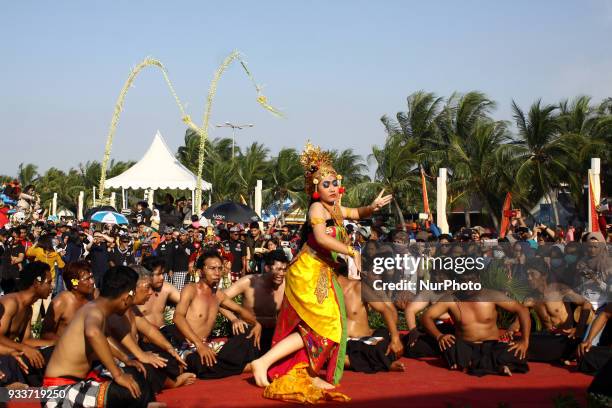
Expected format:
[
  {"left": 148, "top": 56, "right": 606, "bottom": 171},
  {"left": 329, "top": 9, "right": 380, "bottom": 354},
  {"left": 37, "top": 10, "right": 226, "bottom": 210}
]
[{"left": 104, "top": 131, "right": 212, "bottom": 191}]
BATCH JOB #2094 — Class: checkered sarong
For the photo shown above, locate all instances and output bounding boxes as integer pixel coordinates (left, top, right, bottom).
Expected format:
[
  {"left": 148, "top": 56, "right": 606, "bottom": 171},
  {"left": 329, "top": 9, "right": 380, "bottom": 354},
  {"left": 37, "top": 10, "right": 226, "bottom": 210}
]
[
  {"left": 166, "top": 271, "right": 188, "bottom": 291},
  {"left": 43, "top": 379, "right": 108, "bottom": 407}
]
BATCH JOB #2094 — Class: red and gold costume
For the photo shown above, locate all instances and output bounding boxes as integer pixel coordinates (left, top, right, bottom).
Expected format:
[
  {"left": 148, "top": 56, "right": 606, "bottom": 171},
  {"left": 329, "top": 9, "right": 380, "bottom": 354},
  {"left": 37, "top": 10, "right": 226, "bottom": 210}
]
[{"left": 263, "top": 143, "right": 350, "bottom": 403}]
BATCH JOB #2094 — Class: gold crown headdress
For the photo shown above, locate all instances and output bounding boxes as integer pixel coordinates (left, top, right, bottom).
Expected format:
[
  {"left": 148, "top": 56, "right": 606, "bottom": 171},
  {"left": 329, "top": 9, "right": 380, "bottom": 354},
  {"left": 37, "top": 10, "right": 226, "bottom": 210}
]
[{"left": 299, "top": 141, "right": 342, "bottom": 196}]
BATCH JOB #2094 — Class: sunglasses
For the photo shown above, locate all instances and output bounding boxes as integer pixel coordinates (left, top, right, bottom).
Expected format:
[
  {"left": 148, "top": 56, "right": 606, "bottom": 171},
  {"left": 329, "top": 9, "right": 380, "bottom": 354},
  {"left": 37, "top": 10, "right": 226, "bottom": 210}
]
[{"left": 321, "top": 180, "right": 339, "bottom": 189}]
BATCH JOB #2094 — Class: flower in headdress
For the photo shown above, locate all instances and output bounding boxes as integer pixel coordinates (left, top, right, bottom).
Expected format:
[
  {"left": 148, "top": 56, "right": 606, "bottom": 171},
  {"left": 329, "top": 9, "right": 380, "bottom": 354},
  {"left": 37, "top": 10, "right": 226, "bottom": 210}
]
[
  {"left": 71, "top": 279, "right": 79, "bottom": 288},
  {"left": 299, "top": 141, "right": 341, "bottom": 195}
]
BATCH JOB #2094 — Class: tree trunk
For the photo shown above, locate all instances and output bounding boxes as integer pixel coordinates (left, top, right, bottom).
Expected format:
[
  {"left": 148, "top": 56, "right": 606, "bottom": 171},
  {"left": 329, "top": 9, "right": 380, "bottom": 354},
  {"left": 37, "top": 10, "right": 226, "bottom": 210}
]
[
  {"left": 483, "top": 199, "right": 500, "bottom": 231},
  {"left": 464, "top": 209, "right": 471, "bottom": 228},
  {"left": 393, "top": 197, "right": 407, "bottom": 231},
  {"left": 548, "top": 190, "right": 560, "bottom": 226}
]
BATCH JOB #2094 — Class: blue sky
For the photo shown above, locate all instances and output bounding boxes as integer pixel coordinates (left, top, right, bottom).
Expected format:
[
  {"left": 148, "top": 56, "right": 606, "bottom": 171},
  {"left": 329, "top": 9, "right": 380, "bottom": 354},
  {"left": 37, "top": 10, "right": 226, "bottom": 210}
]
[{"left": 1, "top": 0, "right": 611, "bottom": 176}]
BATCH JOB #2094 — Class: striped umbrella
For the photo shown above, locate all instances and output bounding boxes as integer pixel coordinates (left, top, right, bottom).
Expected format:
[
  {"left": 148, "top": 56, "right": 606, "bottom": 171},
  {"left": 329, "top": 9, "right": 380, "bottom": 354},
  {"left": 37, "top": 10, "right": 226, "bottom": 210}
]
[{"left": 90, "top": 211, "right": 129, "bottom": 225}]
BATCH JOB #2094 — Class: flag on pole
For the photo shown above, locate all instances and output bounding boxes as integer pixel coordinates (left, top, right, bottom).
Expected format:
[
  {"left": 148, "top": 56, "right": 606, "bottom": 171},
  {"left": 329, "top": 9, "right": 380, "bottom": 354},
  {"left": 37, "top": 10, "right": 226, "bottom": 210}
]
[
  {"left": 420, "top": 166, "right": 430, "bottom": 228},
  {"left": 500, "top": 192, "right": 512, "bottom": 238},
  {"left": 589, "top": 172, "right": 600, "bottom": 232}
]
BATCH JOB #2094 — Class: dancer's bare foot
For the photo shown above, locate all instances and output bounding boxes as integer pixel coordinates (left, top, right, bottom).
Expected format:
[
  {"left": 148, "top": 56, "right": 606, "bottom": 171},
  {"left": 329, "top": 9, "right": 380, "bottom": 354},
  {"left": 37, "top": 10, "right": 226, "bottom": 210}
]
[
  {"left": 251, "top": 358, "right": 270, "bottom": 387},
  {"left": 311, "top": 376, "right": 335, "bottom": 390},
  {"left": 500, "top": 365, "right": 512, "bottom": 376},
  {"left": 390, "top": 361, "right": 405, "bottom": 372},
  {"left": 147, "top": 403, "right": 167, "bottom": 408},
  {"left": 173, "top": 373, "right": 197, "bottom": 388},
  {"left": 243, "top": 363, "right": 252, "bottom": 373}
]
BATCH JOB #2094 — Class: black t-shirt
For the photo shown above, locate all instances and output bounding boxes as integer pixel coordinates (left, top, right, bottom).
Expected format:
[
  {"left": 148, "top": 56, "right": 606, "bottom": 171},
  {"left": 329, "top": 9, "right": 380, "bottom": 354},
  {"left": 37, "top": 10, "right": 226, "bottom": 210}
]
[
  {"left": 89, "top": 242, "right": 109, "bottom": 278},
  {"left": 156, "top": 240, "right": 174, "bottom": 272},
  {"left": 1, "top": 242, "right": 25, "bottom": 280},
  {"left": 228, "top": 239, "right": 247, "bottom": 273},
  {"left": 108, "top": 246, "right": 135, "bottom": 267},
  {"left": 135, "top": 208, "right": 153, "bottom": 225},
  {"left": 171, "top": 241, "right": 193, "bottom": 272}
]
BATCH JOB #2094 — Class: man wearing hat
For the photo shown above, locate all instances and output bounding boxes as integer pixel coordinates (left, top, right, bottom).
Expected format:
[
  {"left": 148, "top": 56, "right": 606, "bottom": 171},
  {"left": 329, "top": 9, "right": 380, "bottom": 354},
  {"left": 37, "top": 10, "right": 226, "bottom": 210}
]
[
  {"left": 355, "top": 226, "right": 370, "bottom": 254},
  {"left": 227, "top": 225, "right": 247, "bottom": 281},
  {"left": 108, "top": 233, "right": 135, "bottom": 268}
]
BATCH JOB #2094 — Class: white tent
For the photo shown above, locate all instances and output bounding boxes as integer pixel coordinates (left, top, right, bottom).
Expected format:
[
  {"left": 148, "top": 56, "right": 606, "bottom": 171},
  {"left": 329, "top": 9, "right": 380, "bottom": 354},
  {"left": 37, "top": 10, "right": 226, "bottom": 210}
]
[{"left": 105, "top": 130, "right": 212, "bottom": 212}]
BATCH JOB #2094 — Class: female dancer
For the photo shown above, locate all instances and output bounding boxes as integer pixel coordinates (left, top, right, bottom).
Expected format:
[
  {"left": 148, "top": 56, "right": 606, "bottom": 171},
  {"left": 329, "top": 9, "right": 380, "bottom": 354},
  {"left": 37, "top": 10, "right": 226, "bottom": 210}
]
[{"left": 251, "top": 142, "right": 392, "bottom": 403}]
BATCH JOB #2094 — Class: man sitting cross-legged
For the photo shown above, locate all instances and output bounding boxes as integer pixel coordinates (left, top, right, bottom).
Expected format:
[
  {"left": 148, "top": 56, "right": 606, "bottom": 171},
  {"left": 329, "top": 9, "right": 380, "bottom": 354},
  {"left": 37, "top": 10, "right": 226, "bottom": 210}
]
[
  {"left": 402, "top": 269, "right": 455, "bottom": 358},
  {"left": 107, "top": 265, "right": 195, "bottom": 394},
  {"left": 220, "top": 249, "right": 288, "bottom": 354},
  {"left": 137, "top": 256, "right": 180, "bottom": 329},
  {"left": 514, "top": 258, "right": 593, "bottom": 363},
  {"left": 42, "top": 266, "right": 161, "bottom": 408},
  {"left": 0, "top": 261, "right": 55, "bottom": 387},
  {"left": 338, "top": 266, "right": 405, "bottom": 373},
  {"left": 423, "top": 270, "right": 531, "bottom": 376},
  {"left": 171, "top": 250, "right": 262, "bottom": 379},
  {"left": 41, "top": 261, "right": 96, "bottom": 341}
]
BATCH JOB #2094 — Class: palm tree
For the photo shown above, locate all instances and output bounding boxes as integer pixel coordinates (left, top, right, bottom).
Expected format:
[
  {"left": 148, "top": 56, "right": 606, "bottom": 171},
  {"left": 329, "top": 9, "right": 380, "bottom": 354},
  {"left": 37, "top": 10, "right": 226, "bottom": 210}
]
[
  {"left": 511, "top": 99, "right": 573, "bottom": 224},
  {"left": 237, "top": 142, "right": 270, "bottom": 207},
  {"left": 18, "top": 163, "right": 39, "bottom": 186},
  {"left": 329, "top": 149, "right": 369, "bottom": 188},
  {"left": 365, "top": 133, "right": 423, "bottom": 230},
  {"left": 430, "top": 91, "right": 499, "bottom": 227},
  {"left": 263, "top": 148, "right": 303, "bottom": 223}
]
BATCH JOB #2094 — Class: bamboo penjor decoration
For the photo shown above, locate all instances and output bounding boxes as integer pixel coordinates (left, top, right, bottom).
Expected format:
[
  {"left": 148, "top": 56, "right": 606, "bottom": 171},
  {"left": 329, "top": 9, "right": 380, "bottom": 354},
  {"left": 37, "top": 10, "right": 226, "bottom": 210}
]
[{"left": 98, "top": 51, "right": 282, "bottom": 210}]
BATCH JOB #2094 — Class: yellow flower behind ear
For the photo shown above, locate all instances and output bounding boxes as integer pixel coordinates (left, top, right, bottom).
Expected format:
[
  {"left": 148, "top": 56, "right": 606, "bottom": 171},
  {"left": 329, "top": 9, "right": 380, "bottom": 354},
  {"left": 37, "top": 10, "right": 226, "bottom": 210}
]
[{"left": 71, "top": 279, "right": 79, "bottom": 287}]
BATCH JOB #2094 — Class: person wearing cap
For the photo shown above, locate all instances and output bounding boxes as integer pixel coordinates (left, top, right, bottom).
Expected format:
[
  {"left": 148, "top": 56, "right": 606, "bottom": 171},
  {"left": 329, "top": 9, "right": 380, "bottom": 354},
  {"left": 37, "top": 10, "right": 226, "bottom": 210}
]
[
  {"left": 108, "top": 234, "right": 135, "bottom": 268},
  {"left": 355, "top": 226, "right": 370, "bottom": 254},
  {"left": 167, "top": 228, "right": 195, "bottom": 291},
  {"left": 226, "top": 225, "right": 247, "bottom": 281},
  {"left": 246, "top": 222, "right": 266, "bottom": 274}
]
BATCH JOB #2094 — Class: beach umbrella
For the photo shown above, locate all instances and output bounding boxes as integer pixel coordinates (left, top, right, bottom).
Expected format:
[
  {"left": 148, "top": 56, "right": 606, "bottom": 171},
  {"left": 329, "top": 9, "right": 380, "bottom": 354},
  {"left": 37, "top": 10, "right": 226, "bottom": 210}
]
[
  {"left": 84, "top": 205, "right": 118, "bottom": 221},
  {"left": 90, "top": 211, "right": 129, "bottom": 225},
  {"left": 203, "top": 201, "right": 261, "bottom": 224}
]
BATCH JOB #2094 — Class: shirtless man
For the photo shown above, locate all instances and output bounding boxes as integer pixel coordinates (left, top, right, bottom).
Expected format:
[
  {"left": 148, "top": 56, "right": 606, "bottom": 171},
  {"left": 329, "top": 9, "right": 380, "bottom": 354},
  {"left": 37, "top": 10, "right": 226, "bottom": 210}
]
[
  {"left": 423, "top": 271, "right": 531, "bottom": 376},
  {"left": 42, "top": 266, "right": 160, "bottom": 408},
  {"left": 41, "top": 261, "right": 95, "bottom": 340},
  {"left": 338, "top": 270, "right": 404, "bottom": 373},
  {"left": 221, "top": 249, "right": 288, "bottom": 352},
  {"left": 518, "top": 258, "right": 592, "bottom": 362},
  {"left": 403, "top": 269, "right": 454, "bottom": 358},
  {"left": 137, "top": 256, "right": 180, "bottom": 328},
  {"left": 0, "top": 261, "right": 55, "bottom": 387},
  {"left": 172, "top": 250, "right": 262, "bottom": 379},
  {"left": 107, "top": 265, "right": 194, "bottom": 393}
]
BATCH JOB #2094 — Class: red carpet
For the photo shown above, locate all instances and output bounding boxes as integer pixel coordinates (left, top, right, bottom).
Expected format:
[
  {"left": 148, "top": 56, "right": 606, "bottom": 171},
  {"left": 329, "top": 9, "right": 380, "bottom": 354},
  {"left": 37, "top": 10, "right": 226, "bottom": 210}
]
[{"left": 8, "top": 359, "right": 592, "bottom": 407}]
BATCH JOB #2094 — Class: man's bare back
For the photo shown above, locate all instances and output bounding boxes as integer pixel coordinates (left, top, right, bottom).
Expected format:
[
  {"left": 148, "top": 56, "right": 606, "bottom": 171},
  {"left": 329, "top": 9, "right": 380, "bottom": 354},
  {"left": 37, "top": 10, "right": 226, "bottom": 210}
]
[
  {"left": 41, "top": 291, "right": 90, "bottom": 340},
  {"left": 0, "top": 294, "right": 31, "bottom": 341},
  {"left": 45, "top": 303, "right": 104, "bottom": 379},
  {"left": 138, "top": 282, "right": 179, "bottom": 328}
]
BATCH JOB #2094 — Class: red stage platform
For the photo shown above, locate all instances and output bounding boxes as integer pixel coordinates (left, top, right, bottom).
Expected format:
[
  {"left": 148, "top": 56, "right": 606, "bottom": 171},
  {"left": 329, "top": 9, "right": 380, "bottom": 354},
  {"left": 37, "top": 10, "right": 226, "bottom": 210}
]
[{"left": 8, "top": 359, "right": 593, "bottom": 407}]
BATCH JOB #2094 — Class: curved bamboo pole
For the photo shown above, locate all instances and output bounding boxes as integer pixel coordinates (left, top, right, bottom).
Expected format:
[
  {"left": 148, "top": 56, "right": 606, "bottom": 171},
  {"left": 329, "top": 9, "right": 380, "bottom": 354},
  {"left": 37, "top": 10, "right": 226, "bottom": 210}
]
[{"left": 98, "top": 52, "right": 282, "bottom": 210}]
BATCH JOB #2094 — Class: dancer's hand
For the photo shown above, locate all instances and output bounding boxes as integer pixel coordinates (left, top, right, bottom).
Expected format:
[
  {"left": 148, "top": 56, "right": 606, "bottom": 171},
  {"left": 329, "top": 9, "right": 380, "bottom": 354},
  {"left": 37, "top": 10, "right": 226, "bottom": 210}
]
[
  {"left": 231, "top": 319, "right": 248, "bottom": 335},
  {"left": 562, "top": 327, "right": 577, "bottom": 339},
  {"left": 387, "top": 336, "right": 404, "bottom": 359},
  {"left": 138, "top": 351, "right": 168, "bottom": 368},
  {"left": 247, "top": 323, "right": 262, "bottom": 350},
  {"left": 507, "top": 339, "right": 528, "bottom": 360},
  {"left": 167, "top": 347, "right": 188, "bottom": 369},
  {"left": 11, "top": 351, "right": 28, "bottom": 374},
  {"left": 125, "top": 359, "right": 147, "bottom": 377},
  {"left": 577, "top": 340, "right": 592, "bottom": 359},
  {"left": 370, "top": 189, "right": 393, "bottom": 212},
  {"left": 22, "top": 345, "right": 44, "bottom": 369},
  {"left": 116, "top": 372, "right": 141, "bottom": 399},
  {"left": 353, "top": 252, "right": 362, "bottom": 273},
  {"left": 437, "top": 334, "right": 455, "bottom": 351},
  {"left": 197, "top": 342, "right": 217, "bottom": 367}
]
